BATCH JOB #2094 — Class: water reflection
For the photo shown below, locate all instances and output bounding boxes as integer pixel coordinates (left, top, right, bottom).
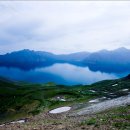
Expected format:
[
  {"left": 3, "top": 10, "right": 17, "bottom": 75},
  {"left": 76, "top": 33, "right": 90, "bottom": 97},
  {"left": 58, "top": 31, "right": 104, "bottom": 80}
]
[{"left": 0, "top": 63, "right": 129, "bottom": 85}]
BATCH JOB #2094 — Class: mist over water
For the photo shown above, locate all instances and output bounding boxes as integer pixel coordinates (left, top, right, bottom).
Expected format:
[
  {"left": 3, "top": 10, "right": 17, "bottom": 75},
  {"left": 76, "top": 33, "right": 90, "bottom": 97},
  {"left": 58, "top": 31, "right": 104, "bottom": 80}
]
[{"left": 0, "top": 63, "right": 129, "bottom": 85}]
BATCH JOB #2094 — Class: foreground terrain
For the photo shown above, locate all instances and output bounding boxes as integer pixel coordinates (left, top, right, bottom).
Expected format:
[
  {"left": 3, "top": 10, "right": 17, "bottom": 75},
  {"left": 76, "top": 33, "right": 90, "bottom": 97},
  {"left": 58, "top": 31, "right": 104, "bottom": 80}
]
[
  {"left": 0, "top": 74, "right": 130, "bottom": 129},
  {"left": 0, "top": 104, "right": 130, "bottom": 130}
]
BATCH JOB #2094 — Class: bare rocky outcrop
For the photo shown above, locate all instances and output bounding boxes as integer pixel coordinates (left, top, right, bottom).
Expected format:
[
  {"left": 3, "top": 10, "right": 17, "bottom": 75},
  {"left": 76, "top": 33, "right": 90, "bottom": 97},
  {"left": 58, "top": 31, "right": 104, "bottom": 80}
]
[{"left": 69, "top": 94, "right": 130, "bottom": 116}]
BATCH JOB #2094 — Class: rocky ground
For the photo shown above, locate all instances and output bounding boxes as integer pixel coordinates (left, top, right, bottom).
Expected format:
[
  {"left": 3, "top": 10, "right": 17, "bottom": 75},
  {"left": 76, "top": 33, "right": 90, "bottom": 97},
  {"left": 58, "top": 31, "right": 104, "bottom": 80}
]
[
  {"left": 0, "top": 95, "right": 130, "bottom": 130},
  {"left": 1, "top": 74, "right": 130, "bottom": 130},
  {"left": 71, "top": 94, "right": 130, "bottom": 116}
]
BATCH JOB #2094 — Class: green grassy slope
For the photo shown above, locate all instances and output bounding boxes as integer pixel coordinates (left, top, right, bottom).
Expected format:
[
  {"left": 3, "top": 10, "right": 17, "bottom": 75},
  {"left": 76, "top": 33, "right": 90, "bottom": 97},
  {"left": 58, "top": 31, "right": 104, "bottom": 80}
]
[
  {"left": 80, "top": 105, "right": 130, "bottom": 130},
  {"left": 0, "top": 75, "right": 130, "bottom": 124}
]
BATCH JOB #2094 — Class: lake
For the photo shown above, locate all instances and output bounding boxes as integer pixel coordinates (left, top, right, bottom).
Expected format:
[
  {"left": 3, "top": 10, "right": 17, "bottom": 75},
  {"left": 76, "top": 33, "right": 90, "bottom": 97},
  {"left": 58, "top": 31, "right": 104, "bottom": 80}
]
[{"left": 0, "top": 63, "right": 129, "bottom": 85}]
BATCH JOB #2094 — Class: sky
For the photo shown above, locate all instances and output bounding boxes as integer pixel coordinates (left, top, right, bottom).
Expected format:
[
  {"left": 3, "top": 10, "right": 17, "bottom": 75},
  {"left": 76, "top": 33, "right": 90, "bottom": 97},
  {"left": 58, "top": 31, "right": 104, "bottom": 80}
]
[{"left": 0, "top": 1, "right": 130, "bottom": 54}]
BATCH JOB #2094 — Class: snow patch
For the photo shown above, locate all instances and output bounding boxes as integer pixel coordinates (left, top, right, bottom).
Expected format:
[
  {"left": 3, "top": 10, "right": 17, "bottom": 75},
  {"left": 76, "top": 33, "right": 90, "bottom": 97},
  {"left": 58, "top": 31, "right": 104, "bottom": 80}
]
[
  {"left": 10, "top": 120, "right": 25, "bottom": 124},
  {"left": 89, "top": 90, "right": 96, "bottom": 93},
  {"left": 112, "top": 84, "right": 118, "bottom": 86},
  {"left": 89, "top": 99, "right": 99, "bottom": 103},
  {"left": 103, "top": 91, "right": 108, "bottom": 94},
  {"left": 49, "top": 107, "right": 71, "bottom": 114},
  {"left": 121, "top": 89, "right": 129, "bottom": 92},
  {"left": 60, "top": 99, "right": 66, "bottom": 101},
  {"left": 0, "top": 119, "right": 25, "bottom": 127},
  {"left": 0, "top": 124, "right": 5, "bottom": 127}
]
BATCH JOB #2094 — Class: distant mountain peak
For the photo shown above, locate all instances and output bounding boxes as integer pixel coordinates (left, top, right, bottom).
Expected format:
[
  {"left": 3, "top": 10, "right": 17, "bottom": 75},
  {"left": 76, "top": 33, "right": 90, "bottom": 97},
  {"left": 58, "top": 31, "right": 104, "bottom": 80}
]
[
  {"left": 5, "top": 49, "right": 34, "bottom": 55},
  {"left": 99, "top": 49, "right": 108, "bottom": 53},
  {"left": 115, "top": 47, "right": 129, "bottom": 51},
  {"left": 124, "top": 74, "right": 130, "bottom": 80},
  {"left": 22, "top": 49, "right": 31, "bottom": 51}
]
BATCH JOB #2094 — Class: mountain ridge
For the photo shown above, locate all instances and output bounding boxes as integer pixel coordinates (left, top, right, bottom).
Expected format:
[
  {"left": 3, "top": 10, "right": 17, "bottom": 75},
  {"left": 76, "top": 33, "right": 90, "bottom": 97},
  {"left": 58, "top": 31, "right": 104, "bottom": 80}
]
[{"left": 0, "top": 47, "right": 130, "bottom": 72}]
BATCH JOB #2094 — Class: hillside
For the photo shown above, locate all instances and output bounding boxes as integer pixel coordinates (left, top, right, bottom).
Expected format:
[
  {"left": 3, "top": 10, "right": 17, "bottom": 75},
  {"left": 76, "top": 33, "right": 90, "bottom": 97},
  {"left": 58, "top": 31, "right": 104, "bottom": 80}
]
[{"left": 0, "top": 74, "right": 130, "bottom": 129}]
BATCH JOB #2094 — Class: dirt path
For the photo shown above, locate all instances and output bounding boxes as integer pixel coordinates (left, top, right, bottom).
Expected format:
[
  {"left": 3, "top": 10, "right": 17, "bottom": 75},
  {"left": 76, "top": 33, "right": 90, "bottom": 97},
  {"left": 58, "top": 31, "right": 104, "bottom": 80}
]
[{"left": 70, "top": 94, "right": 130, "bottom": 116}]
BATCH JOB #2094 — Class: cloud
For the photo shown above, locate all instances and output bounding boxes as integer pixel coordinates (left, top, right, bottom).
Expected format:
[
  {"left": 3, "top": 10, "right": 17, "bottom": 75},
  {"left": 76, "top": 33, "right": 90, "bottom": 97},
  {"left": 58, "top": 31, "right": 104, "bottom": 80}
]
[{"left": 0, "top": 1, "right": 130, "bottom": 54}]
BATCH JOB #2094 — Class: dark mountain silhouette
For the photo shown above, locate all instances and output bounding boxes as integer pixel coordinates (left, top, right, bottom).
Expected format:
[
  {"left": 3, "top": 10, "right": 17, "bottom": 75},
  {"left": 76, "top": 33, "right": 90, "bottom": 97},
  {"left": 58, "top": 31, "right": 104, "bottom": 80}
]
[
  {"left": 124, "top": 74, "right": 130, "bottom": 80},
  {"left": 56, "top": 51, "right": 90, "bottom": 65},
  {"left": 0, "top": 50, "right": 89, "bottom": 70},
  {"left": 57, "top": 51, "right": 90, "bottom": 61},
  {"left": 0, "top": 47, "right": 130, "bottom": 72},
  {"left": 83, "top": 47, "right": 130, "bottom": 72},
  {"left": 0, "top": 49, "right": 58, "bottom": 70}
]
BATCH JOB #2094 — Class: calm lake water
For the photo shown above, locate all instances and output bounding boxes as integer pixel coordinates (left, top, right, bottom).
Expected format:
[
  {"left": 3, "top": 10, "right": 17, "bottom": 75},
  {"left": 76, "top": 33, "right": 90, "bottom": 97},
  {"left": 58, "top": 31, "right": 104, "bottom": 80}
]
[{"left": 0, "top": 63, "right": 129, "bottom": 85}]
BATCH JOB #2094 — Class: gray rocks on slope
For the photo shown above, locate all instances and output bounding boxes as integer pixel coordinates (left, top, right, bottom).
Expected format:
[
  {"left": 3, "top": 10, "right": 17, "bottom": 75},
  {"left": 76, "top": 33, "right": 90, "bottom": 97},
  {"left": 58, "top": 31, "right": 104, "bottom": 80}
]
[{"left": 69, "top": 94, "right": 130, "bottom": 116}]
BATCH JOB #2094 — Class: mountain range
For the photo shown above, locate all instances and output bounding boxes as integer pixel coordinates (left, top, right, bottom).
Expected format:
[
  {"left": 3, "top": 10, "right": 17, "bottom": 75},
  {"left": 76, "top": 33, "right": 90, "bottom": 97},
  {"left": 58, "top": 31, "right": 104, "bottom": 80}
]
[{"left": 0, "top": 47, "right": 130, "bottom": 72}]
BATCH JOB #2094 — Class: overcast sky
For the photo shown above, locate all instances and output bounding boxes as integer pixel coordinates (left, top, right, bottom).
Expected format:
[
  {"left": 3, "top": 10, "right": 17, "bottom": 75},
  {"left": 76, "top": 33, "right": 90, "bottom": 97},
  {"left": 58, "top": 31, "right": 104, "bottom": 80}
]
[{"left": 0, "top": 1, "right": 130, "bottom": 54}]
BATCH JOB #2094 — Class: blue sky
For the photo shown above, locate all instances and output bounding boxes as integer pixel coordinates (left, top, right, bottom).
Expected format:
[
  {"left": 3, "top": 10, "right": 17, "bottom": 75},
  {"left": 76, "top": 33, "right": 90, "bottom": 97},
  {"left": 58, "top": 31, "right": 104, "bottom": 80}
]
[{"left": 0, "top": 1, "right": 130, "bottom": 54}]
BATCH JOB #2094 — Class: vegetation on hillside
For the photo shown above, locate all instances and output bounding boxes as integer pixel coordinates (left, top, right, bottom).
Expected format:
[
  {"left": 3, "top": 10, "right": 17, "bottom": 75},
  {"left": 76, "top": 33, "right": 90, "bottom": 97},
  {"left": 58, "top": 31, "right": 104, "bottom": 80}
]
[{"left": 0, "top": 75, "right": 130, "bottom": 124}]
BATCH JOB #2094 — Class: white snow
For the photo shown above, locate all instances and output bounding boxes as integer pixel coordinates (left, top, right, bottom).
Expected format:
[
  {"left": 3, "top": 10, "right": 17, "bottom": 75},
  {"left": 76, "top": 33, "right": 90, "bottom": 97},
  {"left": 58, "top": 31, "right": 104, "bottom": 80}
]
[
  {"left": 49, "top": 106, "right": 71, "bottom": 114},
  {"left": 89, "top": 99, "right": 99, "bottom": 103},
  {"left": 110, "top": 93, "right": 114, "bottom": 95},
  {"left": 89, "top": 90, "right": 96, "bottom": 93},
  {"left": 112, "top": 84, "right": 118, "bottom": 86},
  {"left": 60, "top": 99, "right": 66, "bottom": 101},
  {"left": 89, "top": 97, "right": 107, "bottom": 103},
  {"left": 56, "top": 96, "right": 66, "bottom": 101},
  {"left": 0, "top": 124, "right": 5, "bottom": 127},
  {"left": 10, "top": 120, "right": 25, "bottom": 124},
  {"left": 103, "top": 91, "right": 108, "bottom": 94},
  {"left": 121, "top": 89, "right": 129, "bottom": 92},
  {"left": 0, "top": 120, "right": 25, "bottom": 127},
  {"left": 101, "top": 97, "right": 107, "bottom": 99}
]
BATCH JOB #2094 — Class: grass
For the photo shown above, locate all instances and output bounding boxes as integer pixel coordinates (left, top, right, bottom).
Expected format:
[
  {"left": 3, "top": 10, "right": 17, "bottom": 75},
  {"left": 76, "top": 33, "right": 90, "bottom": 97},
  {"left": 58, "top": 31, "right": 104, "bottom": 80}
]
[
  {"left": 81, "top": 118, "right": 97, "bottom": 126},
  {"left": 0, "top": 75, "right": 130, "bottom": 124},
  {"left": 80, "top": 105, "right": 130, "bottom": 130}
]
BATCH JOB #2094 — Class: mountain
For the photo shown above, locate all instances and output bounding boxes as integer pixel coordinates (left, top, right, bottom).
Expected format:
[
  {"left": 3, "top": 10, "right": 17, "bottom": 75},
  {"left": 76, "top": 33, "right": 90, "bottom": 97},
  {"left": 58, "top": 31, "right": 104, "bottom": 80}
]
[
  {"left": 57, "top": 51, "right": 90, "bottom": 65},
  {"left": 83, "top": 47, "right": 130, "bottom": 72},
  {"left": 0, "top": 49, "right": 89, "bottom": 70},
  {"left": 58, "top": 51, "right": 90, "bottom": 61},
  {"left": 0, "top": 49, "right": 58, "bottom": 70},
  {"left": 0, "top": 47, "right": 130, "bottom": 72}
]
